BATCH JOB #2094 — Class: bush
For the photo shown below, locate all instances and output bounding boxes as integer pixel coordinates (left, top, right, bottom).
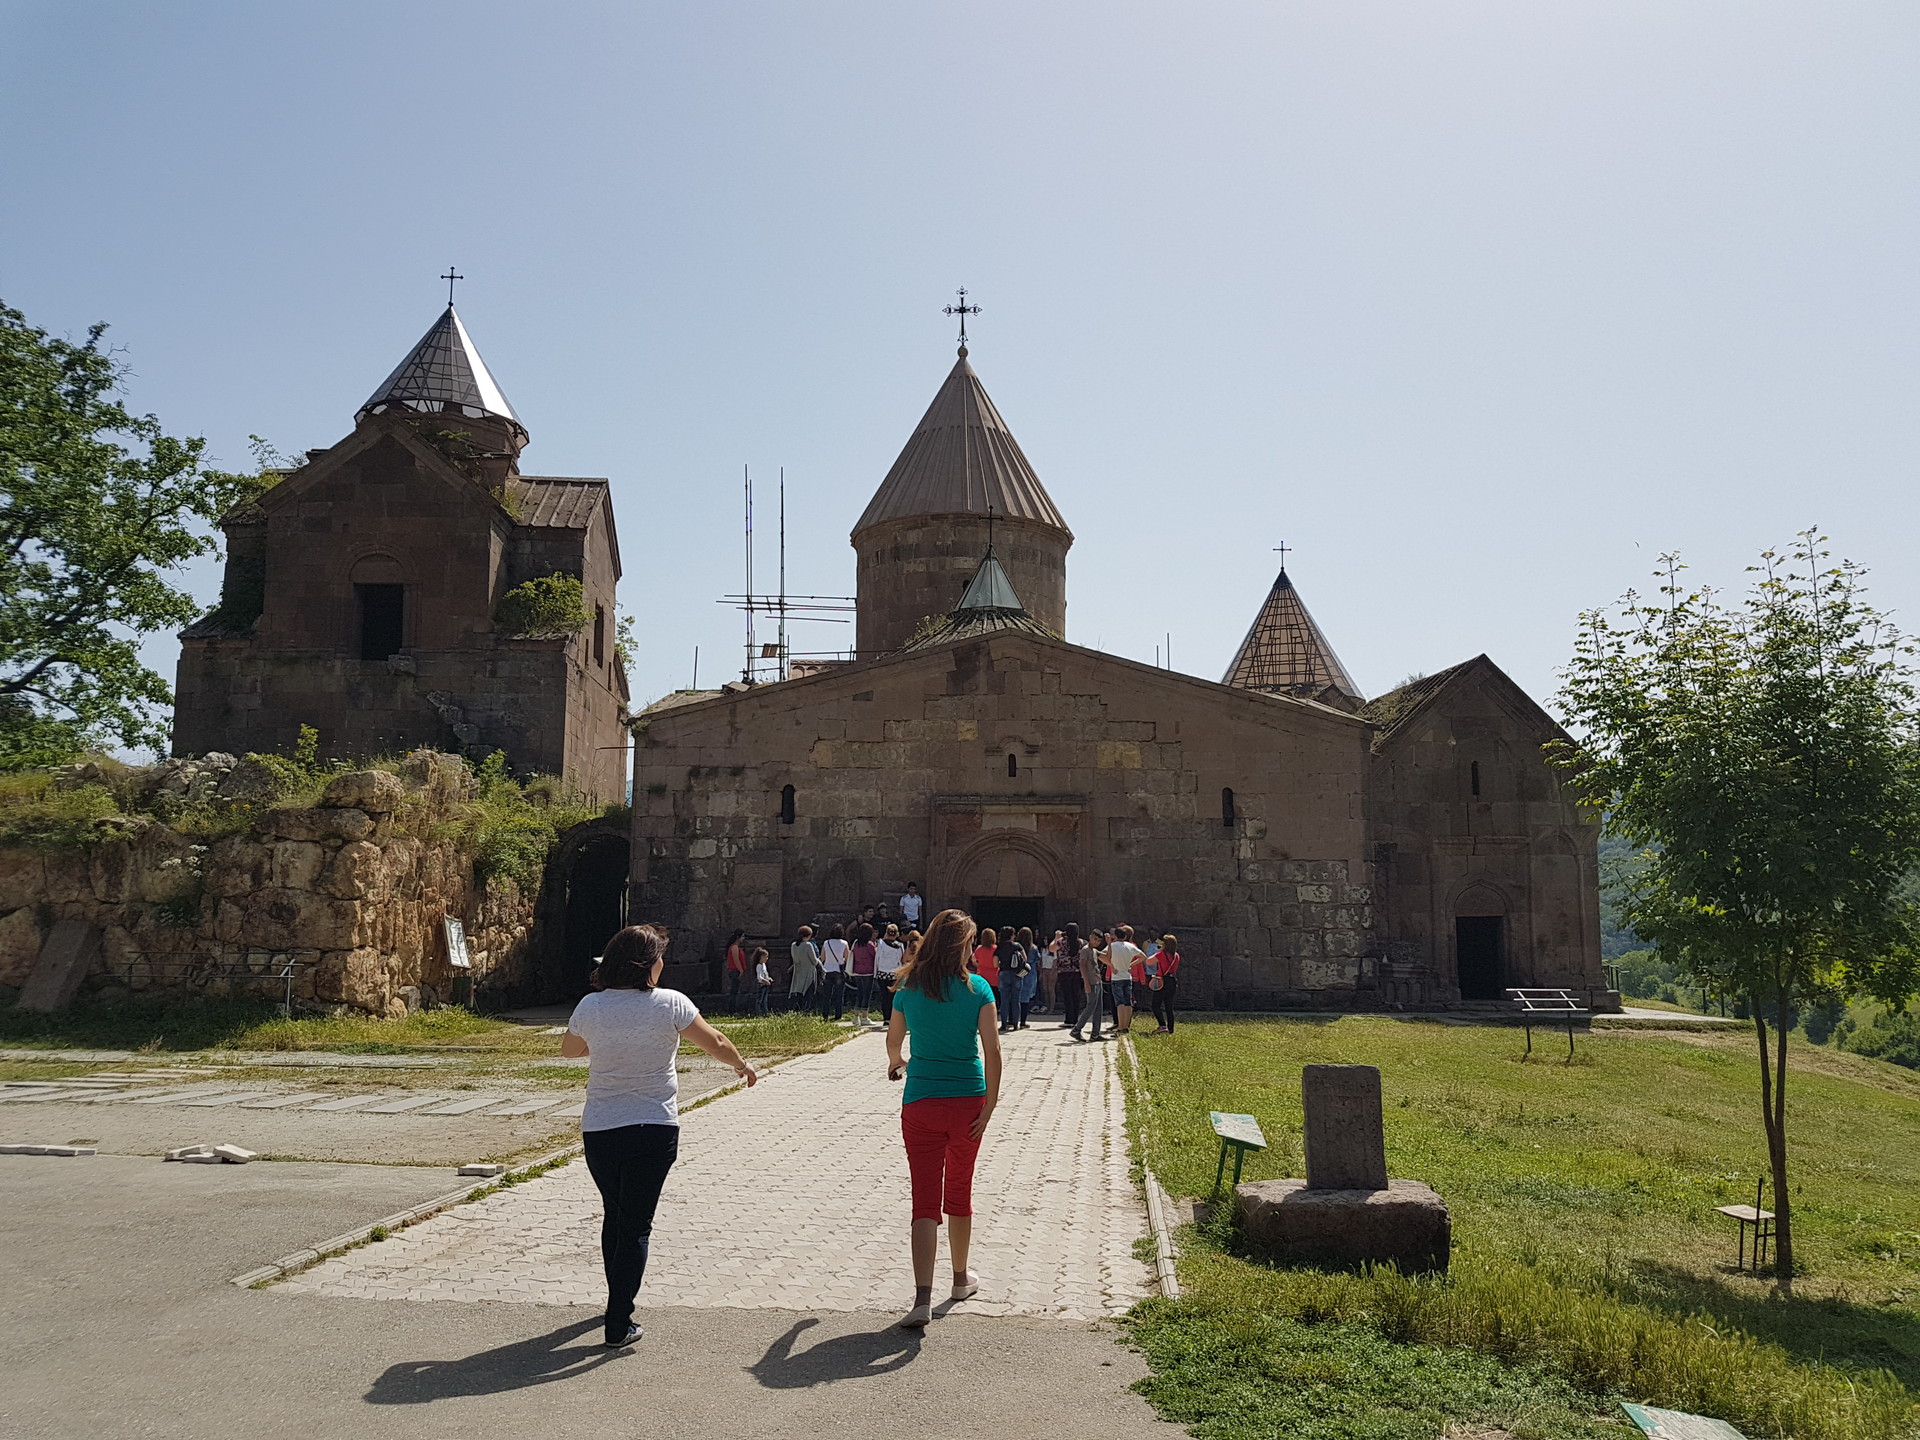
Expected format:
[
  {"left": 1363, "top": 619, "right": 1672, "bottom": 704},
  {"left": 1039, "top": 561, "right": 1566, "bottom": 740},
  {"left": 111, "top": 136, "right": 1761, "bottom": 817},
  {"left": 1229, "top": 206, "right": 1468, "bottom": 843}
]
[
  {"left": 495, "top": 573, "right": 588, "bottom": 638},
  {"left": 0, "top": 774, "right": 122, "bottom": 849},
  {"left": 1615, "top": 948, "right": 1677, "bottom": 1000},
  {"left": 1840, "top": 1008, "right": 1920, "bottom": 1070},
  {"left": 453, "top": 750, "right": 603, "bottom": 895}
]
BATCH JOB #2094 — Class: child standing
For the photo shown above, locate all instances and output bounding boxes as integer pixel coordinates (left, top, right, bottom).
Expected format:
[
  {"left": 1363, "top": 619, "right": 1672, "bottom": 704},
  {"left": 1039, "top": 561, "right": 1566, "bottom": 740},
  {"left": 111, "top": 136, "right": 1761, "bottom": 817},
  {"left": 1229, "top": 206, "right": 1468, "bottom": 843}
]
[{"left": 752, "top": 947, "right": 773, "bottom": 1016}]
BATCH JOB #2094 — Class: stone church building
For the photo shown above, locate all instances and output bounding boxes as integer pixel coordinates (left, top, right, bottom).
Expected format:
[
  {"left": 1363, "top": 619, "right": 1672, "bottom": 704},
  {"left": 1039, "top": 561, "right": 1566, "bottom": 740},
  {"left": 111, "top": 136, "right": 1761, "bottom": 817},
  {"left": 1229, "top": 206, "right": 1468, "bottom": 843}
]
[
  {"left": 632, "top": 343, "right": 1611, "bottom": 1010},
  {"left": 173, "top": 306, "right": 629, "bottom": 801}
]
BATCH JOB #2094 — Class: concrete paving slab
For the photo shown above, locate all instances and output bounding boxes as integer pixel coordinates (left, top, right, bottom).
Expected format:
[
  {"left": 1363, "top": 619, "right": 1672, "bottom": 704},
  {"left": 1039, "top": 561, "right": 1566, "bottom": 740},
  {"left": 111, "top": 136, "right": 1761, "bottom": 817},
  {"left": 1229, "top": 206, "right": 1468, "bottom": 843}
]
[
  {"left": 180, "top": 1091, "right": 282, "bottom": 1107},
  {"left": 416, "top": 1096, "right": 508, "bottom": 1115},
  {"left": 237, "top": 1092, "right": 332, "bottom": 1108},
  {"left": 357, "top": 1095, "right": 450, "bottom": 1114}
]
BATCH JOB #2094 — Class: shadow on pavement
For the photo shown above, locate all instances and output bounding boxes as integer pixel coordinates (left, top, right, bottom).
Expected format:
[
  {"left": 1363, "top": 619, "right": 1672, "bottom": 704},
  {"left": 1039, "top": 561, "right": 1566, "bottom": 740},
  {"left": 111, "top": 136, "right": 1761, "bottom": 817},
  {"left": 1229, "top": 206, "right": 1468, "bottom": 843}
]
[
  {"left": 364, "top": 1318, "right": 620, "bottom": 1402},
  {"left": 750, "top": 1316, "right": 921, "bottom": 1387}
]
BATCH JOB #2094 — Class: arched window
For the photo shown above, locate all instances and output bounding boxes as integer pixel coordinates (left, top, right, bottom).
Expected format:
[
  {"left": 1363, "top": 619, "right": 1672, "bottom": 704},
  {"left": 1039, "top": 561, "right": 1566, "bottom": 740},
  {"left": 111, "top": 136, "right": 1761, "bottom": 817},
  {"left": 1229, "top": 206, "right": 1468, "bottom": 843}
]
[
  {"left": 1222, "top": 787, "right": 1236, "bottom": 827},
  {"left": 1007, "top": 753, "right": 1018, "bottom": 778},
  {"left": 1470, "top": 761, "right": 1481, "bottom": 798},
  {"left": 779, "top": 784, "right": 796, "bottom": 825}
]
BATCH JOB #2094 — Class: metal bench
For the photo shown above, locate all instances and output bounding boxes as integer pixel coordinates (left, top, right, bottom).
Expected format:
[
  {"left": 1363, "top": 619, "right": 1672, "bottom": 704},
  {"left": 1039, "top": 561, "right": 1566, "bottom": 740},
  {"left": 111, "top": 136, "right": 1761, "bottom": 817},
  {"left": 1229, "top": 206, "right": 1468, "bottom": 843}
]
[
  {"left": 1209, "top": 1110, "right": 1267, "bottom": 1194},
  {"left": 1506, "top": 988, "right": 1590, "bottom": 1060}
]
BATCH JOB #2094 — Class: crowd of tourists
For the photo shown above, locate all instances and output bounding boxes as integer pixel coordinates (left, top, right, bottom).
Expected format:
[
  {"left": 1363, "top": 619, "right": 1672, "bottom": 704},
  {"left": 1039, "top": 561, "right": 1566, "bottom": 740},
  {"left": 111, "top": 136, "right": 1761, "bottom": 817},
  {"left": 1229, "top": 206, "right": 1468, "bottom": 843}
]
[
  {"left": 561, "top": 891, "right": 1184, "bottom": 1349},
  {"left": 716, "top": 886, "right": 1184, "bottom": 1038}
]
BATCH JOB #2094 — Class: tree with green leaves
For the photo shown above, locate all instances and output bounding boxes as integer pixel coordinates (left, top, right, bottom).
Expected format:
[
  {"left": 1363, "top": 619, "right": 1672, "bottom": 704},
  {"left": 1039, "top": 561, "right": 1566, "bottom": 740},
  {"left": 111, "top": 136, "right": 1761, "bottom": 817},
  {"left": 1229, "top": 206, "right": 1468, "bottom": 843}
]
[
  {"left": 1554, "top": 533, "right": 1920, "bottom": 1289},
  {"left": 0, "top": 301, "right": 271, "bottom": 765}
]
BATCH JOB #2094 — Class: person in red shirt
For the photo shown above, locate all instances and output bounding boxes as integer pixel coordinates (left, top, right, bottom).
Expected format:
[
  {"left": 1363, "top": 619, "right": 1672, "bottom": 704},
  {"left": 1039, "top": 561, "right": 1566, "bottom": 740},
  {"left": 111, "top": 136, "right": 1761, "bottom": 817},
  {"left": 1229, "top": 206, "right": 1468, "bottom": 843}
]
[
  {"left": 723, "top": 930, "right": 749, "bottom": 1014},
  {"left": 1149, "top": 934, "right": 1182, "bottom": 1034},
  {"left": 971, "top": 927, "right": 1001, "bottom": 1016}
]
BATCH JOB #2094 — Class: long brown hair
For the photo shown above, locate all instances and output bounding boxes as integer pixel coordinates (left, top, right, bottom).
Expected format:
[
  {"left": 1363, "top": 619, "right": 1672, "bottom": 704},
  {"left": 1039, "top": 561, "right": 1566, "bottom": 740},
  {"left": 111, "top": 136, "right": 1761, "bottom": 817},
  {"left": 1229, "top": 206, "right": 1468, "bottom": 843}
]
[{"left": 896, "top": 908, "right": 976, "bottom": 999}]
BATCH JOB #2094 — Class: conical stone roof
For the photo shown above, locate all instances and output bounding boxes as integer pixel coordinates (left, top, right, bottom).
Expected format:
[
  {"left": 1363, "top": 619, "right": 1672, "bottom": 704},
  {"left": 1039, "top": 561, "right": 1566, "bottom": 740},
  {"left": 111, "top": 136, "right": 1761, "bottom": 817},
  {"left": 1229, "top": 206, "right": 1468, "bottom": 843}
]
[
  {"left": 357, "top": 306, "right": 521, "bottom": 429},
  {"left": 905, "top": 549, "right": 1057, "bottom": 650},
  {"left": 853, "top": 349, "right": 1069, "bottom": 536},
  {"left": 1221, "top": 569, "right": 1360, "bottom": 700}
]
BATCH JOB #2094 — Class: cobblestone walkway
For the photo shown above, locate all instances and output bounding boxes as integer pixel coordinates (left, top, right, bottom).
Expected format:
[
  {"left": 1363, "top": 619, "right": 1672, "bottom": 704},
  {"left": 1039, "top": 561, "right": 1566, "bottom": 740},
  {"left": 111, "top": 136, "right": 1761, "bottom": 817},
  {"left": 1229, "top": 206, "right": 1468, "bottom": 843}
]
[{"left": 278, "top": 1026, "right": 1150, "bottom": 1320}]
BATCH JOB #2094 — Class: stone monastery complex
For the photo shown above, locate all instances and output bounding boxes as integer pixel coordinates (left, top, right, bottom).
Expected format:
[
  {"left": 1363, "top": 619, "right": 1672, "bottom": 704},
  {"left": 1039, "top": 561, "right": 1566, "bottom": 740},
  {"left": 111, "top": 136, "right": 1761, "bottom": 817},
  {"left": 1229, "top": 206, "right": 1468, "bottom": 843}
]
[{"left": 175, "top": 306, "right": 1612, "bottom": 1013}]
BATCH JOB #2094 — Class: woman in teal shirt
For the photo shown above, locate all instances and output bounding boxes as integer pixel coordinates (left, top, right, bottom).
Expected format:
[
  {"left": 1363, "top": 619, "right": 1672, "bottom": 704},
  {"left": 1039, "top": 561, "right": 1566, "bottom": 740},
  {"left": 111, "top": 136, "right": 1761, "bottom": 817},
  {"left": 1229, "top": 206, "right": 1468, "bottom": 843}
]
[{"left": 885, "top": 908, "right": 1003, "bottom": 1329}]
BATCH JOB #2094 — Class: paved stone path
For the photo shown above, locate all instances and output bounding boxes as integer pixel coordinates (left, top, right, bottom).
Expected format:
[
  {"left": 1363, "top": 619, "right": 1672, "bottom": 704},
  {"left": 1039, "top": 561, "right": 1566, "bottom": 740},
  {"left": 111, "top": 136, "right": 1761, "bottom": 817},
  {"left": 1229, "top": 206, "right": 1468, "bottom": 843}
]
[{"left": 279, "top": 1026, "right": 1151, "bottom": 1320}]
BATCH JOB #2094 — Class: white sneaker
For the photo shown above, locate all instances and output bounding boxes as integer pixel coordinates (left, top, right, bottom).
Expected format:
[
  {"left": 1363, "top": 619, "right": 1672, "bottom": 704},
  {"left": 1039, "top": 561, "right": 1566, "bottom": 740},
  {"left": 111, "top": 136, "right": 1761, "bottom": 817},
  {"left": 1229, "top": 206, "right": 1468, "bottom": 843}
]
[
  {"left": 899, "top": 1302, "right": 932, "bottom": 1329},
  {"left": 950, "top": 1272, "right": 979, "bottom": 1302}
]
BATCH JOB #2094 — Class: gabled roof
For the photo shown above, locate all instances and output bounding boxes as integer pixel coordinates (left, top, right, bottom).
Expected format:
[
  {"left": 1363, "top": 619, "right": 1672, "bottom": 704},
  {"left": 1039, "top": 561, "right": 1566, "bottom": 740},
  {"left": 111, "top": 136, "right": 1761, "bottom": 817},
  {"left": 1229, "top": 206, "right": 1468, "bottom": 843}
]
[
  {"left": 1221, "top": 569, "right": 1361, "bottom": 700},
  {"left": 508, "top": 477, "right": 607, "bottom": 528},
  {"left": 1359, "top": 659, "right": 1475, "bottom": 738},
  {"left": 853, "top": 349, "right": 1070, "bottom": 536},
  {"left": 508, "top": 476, "right": 623, "bottom": 578},
  {"left": 1361, "top": 654, "right": 1569, "bottom": 751},
  {"left": 905, "top": 550, "right": 1057, "bottom": 651},
  {"left": 357, "top": 306, "right": 521, "bottom": 430}
]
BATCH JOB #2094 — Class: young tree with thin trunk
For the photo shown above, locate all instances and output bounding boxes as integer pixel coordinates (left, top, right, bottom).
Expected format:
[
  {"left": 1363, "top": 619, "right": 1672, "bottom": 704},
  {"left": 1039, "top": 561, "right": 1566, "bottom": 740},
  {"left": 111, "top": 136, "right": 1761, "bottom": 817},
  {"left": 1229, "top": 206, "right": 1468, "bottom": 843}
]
[{"left": 1554, "top": 533, "right": 1920, "bottom": 1291}]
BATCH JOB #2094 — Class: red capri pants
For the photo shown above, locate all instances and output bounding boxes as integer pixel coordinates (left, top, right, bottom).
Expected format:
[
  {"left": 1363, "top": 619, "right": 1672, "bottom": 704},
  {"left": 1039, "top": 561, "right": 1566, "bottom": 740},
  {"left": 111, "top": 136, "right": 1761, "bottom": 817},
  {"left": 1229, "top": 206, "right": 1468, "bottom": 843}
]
[{"left": 901, "top": 1095, "right": 985, "bottom": 1223}]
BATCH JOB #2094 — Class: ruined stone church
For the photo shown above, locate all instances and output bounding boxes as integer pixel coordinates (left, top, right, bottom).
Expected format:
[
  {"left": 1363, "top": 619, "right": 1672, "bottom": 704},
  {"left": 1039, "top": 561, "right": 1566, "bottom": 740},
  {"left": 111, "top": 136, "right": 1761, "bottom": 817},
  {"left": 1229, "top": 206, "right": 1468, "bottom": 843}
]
[
  {"left": 173, "top": 307, "right": 629, "bottom": 802},
  {"left": 633, "top": 341, "right": 1612, "bottom": 1010}
]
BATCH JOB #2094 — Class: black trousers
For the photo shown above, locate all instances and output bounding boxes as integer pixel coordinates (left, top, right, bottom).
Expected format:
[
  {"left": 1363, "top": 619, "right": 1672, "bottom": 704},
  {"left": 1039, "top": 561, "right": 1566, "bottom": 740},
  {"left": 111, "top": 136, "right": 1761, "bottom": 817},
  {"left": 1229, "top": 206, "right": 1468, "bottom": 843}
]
[
  {"left": 582, "top": 1123, "right": 680, "bottom": 1341},
  {"left": 819, "top": 970, "right": 846, "bottom": 1020},
  {"left": 1058, "top": 973, "right": 1084, "bottom": 1027},
  {"left": 1151, "top": 976, "right": 1178, "bottom": 1031}
]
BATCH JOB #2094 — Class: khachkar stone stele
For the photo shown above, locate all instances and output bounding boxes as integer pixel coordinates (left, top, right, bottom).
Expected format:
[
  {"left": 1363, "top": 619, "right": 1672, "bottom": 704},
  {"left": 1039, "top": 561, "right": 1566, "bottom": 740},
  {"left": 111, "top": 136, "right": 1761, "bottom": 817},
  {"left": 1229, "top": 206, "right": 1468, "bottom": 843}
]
[{"left": 1235, "top": 1064, "right": 1451, "bottom": 1274}]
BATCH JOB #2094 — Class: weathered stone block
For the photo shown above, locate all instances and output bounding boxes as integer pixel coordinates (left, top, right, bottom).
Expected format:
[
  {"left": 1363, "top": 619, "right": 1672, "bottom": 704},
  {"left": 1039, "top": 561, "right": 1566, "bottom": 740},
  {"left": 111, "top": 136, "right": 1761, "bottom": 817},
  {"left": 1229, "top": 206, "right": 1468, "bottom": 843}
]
[
  {"left": 1236, "top": 1179, "right": 1449, "bottom": 1273},
  {"left": 0, "top": 905, "right": 46, "bottom": 987},
  {"left": 17, "top": 919, "right": 101, "bottom": 1012},
  {"left": 255, "top": 807, "right": 374, "bottom": 843},
  {"left": 321, "top": 770, "right": 405, "bottom": 813},
  {"left": 270, "top": 841, "right": 326, "bottom": 890},
  {"left": 1303, "top": 1064, "right": 1388, "bottom": 1190},
  {"left": 321, "top": 840, "right": 386, "bottom": 900}
]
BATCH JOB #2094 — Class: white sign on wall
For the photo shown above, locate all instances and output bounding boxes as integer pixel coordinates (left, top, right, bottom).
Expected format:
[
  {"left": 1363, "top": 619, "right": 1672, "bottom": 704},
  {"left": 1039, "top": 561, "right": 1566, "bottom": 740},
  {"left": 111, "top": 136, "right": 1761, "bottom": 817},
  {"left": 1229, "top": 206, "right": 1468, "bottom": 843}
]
[{"left": 443, "top": 916, "right": 471, "bottom": 970}]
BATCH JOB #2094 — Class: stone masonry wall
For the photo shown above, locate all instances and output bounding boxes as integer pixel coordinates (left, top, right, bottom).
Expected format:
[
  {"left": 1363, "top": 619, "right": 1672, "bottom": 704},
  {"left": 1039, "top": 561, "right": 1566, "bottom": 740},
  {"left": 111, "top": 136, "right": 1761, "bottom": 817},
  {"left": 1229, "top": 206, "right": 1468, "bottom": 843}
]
[
  {"left": 0, "top": 754, "right": 534, "bottom": 1017},
  {"left": 633, "top": 632, "right": 1384, "bottom": 1007}
]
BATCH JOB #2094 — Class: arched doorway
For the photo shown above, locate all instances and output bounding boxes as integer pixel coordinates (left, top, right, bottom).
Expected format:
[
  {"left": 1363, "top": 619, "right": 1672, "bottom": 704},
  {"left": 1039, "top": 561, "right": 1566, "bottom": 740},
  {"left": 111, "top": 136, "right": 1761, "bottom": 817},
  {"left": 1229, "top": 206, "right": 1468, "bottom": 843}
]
[
  {"left": 547, "top": 826, "right": 630, "bottom": 1001},
  {"left": 950, "top": 832, "right": 1065, "bottom": 939}
]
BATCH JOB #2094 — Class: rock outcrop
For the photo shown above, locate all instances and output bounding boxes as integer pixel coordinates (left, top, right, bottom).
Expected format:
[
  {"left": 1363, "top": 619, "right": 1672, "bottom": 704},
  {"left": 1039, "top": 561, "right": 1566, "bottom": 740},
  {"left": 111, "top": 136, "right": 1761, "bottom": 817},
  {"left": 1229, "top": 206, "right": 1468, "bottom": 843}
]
[{"left": 0, "top": 751, "right": 533, "bottom": 1017}]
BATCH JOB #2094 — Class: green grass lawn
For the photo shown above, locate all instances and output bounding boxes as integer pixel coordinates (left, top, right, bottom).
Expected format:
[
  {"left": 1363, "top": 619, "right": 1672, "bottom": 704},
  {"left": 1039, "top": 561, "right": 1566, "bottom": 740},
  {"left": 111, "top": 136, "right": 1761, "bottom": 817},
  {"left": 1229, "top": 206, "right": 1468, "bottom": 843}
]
[{"left": 1124, "top": 1017, "right": 1920, "bottom": 1440}]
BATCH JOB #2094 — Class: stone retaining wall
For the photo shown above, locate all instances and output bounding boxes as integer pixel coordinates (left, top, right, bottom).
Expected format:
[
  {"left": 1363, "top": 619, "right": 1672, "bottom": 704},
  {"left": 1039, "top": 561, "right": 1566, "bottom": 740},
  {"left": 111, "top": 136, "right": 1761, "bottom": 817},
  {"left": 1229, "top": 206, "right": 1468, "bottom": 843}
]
[{"left": 0, "top": 753, "right": 534, "bottom": 1017}]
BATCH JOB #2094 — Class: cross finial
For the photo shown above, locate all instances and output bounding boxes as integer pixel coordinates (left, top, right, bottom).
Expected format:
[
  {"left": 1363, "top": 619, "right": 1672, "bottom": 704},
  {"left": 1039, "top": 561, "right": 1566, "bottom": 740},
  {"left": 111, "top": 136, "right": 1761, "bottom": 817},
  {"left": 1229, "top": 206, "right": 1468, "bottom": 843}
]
[
  {"left": 1274, "top": 541, "right": 1291, "bottom": 573},
  {"left": 441, "top": 267, "right": 464, "bottom": 306},
  {"left": 943, "top": 286, "right": 982, "bottom": 353}
]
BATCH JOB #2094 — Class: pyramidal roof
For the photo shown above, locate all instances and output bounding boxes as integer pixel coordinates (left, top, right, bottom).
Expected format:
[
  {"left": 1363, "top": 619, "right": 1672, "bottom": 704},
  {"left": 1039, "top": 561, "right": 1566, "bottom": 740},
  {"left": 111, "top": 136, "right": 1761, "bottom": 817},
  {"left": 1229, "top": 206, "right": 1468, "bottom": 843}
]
[
  {"left": 906, "top": 549, "right": 1057, "bottom": 650},
  {"left": 853, "top": 348, "right": 1070, "bottom": 536},
  {"left": 357, "top": 306, "right": 521, "bottom": 429},
  {"left": 1221, "top": 569, "right": 1361, "bottom": 700}
]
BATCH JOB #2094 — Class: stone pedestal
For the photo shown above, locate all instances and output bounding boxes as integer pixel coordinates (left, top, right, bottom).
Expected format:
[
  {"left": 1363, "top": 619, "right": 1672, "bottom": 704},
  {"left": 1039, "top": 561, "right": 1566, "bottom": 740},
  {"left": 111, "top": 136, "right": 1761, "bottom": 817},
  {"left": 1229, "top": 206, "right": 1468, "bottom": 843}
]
[{"left": 1234, "top": 1178, "right": 1451, "bottom": 1274}]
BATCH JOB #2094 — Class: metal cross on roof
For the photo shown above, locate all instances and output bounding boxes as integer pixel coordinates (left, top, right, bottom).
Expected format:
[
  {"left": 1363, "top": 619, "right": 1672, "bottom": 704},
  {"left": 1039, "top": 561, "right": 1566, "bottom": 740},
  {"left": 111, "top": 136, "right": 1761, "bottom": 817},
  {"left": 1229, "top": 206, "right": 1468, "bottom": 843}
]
[
  {"left": 943, "top": 287, "right": 982, "bottom": 348},
  {"left": 441, "top": 267, "right": 464, "bottom": 306}
]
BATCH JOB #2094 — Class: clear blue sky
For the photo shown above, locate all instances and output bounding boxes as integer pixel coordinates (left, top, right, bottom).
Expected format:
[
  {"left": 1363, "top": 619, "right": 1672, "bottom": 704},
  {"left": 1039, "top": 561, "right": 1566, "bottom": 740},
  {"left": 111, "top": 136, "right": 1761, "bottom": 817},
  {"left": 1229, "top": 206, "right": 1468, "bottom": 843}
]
[{"left": 5, "top": 2, "right": 1917, "bottom": 734}]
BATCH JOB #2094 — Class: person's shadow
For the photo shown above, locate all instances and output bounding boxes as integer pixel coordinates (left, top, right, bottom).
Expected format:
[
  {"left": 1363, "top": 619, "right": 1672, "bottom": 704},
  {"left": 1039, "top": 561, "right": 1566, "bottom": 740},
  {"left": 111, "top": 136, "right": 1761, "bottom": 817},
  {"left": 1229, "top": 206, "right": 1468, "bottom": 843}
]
[
  {"left": 365, "top": 1318, "right": 620, "bottom": 1403},
  {"left": 749, "top": 1316, "right": 921, "bottom": 1388}
]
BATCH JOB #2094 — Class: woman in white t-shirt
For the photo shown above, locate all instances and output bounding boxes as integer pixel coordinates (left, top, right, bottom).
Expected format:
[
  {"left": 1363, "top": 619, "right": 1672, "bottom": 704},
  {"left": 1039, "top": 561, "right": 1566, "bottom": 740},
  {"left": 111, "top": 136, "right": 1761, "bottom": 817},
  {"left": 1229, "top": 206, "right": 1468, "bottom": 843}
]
[
  {"left": 875, "top": 922, "right": 908, "bottom": 1024},
  {"left": 818, "top": 924, "right": 852, "bottom": 1022},
  {"left": 562, "top": 924, "right": 756, "bottom": 1348}
]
